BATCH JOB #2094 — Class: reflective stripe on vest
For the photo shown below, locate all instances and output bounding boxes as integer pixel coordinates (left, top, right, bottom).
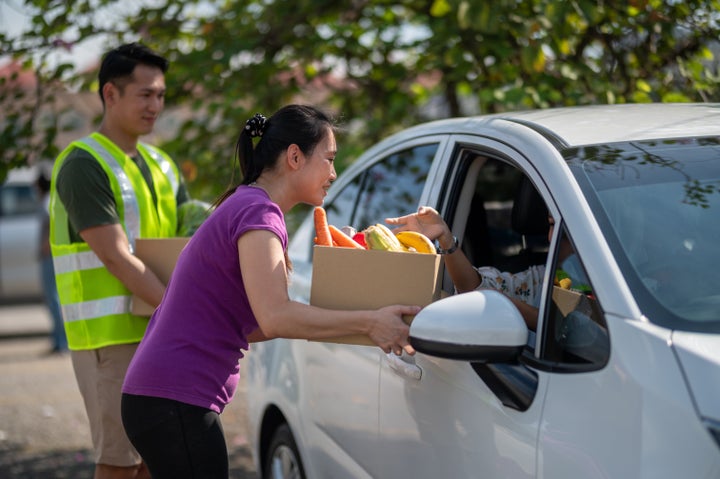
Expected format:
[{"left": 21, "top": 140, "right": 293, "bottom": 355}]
[
  {"left": 53, "top": 250, "right": 104, "bottom": 274},
  {"left": 81, "top": 136, "right": 141, "bottom": 250},
  {"left": 142, "top": 143, "right": 179, "bottom": 197},
  {"left": 62, "top": 296, "right": 131, "bottom": 323}
]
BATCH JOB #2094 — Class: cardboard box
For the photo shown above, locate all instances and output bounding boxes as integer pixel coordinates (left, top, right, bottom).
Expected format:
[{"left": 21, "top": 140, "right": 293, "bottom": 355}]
[
  {"left": 131, "top": 237, "right": 190, "bottom": 316},
  {"left": 309, "top": 246, "right": 443, "bottom": 345},
  {"left": 552, "top": 286, "right": 602, "bottom": 324}
]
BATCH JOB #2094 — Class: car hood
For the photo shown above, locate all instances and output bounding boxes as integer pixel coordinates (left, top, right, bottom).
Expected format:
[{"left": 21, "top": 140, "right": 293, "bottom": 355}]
[{"left": 672, "top": 331, "right": 720, "bottom": 421}]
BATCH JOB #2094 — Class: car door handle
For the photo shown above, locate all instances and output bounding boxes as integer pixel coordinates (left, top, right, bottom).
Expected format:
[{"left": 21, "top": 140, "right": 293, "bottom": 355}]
[{"left": 385, "top": 352, "right": 422, "bottom": 380}]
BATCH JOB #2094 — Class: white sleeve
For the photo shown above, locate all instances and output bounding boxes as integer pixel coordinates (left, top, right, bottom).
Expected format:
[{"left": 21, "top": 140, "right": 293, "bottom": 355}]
[{"left": 473, "top": 264, "right": 546, "bottom": 307}]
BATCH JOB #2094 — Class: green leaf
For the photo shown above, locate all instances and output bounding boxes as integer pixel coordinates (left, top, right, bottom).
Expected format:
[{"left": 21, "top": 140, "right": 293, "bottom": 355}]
[
  {"left": 430, "top": 0, "right": 452, "bottom": 17},
  {"left": 636, "top": 79, "right": 652, "bottom": 93},
  {"left": 661, "top": 92, "right": 693, "bottom": 102}
]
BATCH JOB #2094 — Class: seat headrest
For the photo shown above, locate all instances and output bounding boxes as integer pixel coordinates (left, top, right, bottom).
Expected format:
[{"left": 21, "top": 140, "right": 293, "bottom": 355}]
[{"left": 511, "top": 176, "right": 549, "bottom": 236}]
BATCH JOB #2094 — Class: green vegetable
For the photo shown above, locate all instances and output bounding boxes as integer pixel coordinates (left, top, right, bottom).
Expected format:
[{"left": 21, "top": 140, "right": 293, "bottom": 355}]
[{"left": 177, "top": 199, "right": 213, "bottom": 236}]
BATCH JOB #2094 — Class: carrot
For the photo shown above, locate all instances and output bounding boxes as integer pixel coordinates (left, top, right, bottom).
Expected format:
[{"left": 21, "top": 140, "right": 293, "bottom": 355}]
[
  {"left": 313, "top": 207, "right": 333, "bottom": 246},
  {"left": 329, "top": 224, "right": 365, "bottom": 249},
  {"left": 314, "top": 236, "right": 339, "bottom": 246}
]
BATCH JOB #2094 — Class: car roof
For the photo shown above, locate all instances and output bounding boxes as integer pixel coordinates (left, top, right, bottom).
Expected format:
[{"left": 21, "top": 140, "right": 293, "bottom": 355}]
[
  {"left": 400, "top": 103, "right": 720, "bottom": 148},
  {"left": 2, "top": 166, "right": 38, "bottom": 186},
  {"left": 2, "top": 162, "right": 54, "bottom": 186}
]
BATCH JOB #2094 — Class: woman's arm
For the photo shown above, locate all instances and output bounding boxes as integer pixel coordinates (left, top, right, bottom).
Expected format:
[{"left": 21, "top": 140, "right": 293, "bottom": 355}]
[{"left": 238, "top": 229, "right": 419, "bottom": 355}]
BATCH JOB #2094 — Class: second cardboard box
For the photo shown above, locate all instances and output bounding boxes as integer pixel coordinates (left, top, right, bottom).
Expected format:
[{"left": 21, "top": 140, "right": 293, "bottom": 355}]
[{"left": 131, "top": 237, "right": 190, "bottom": 316}]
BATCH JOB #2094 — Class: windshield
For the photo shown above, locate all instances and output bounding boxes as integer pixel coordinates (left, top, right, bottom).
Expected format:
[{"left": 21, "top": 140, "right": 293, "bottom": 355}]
[{"left": 569, "top": 137, "right": 720, "bottom": 332}]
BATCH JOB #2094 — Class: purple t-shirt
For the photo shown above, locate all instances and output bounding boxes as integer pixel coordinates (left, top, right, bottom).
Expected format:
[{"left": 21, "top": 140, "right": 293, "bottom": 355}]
[{"left": 122, "top": 186, "right": 287, "bottom": 413}]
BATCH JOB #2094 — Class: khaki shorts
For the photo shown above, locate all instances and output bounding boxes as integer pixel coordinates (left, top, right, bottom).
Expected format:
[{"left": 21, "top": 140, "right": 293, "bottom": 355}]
[{"left": 71, "top": 343, "right": 141, "bottom": 467}]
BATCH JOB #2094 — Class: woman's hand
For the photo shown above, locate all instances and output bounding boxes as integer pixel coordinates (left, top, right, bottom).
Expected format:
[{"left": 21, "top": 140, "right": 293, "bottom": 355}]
[
  {"left": 367, "top": 305, "right": 421, "bottom": 356},
  {"left": 386, "top": 206, "right": 453, "bottom": 249}
]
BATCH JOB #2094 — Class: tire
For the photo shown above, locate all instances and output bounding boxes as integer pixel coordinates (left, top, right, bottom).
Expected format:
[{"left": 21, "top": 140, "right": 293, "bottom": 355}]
[{"left": 263, "top": 423, "right": 306, "bottom": 479}]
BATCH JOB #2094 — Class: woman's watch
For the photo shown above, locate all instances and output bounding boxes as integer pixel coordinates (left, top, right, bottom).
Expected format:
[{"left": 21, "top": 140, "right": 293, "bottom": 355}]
[{"left": 437, "top": 235, "right": 459, "bottom": 255}]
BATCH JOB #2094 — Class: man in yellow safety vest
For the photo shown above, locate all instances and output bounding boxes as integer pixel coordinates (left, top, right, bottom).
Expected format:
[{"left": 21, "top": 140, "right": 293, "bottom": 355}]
[{"left": 49, "top": 42, "right": 188, "bottom": 479}]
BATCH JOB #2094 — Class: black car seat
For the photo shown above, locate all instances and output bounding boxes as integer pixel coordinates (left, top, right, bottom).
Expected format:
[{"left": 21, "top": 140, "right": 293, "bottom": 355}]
[
  {"left": 462, "top": 193, "right": 493, "bottom": 267},
  {"left": 506, "top": 176, "right": 549, "bottom": 272}
]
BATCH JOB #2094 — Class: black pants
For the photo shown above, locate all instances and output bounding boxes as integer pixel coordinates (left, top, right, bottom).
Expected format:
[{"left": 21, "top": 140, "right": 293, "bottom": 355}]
[{"left": 121, "top": 393, "right": 228, "bottom": 479}]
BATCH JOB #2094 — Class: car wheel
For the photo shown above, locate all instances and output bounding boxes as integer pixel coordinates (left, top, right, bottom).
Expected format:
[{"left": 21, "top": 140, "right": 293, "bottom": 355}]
[{"left": 263, "top": 423, "right": 306, "bottom": 479}]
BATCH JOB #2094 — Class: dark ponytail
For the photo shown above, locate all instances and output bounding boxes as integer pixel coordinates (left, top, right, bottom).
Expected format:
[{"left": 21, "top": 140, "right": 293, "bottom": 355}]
[
  {"left": 214, "top": 105, "right": 336, "bottom": 207},
  {"left": 236, "top": 113, "right": 267, "bottom": 184}
]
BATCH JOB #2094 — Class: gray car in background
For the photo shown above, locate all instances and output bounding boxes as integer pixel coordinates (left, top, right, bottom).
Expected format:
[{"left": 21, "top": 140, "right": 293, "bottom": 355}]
[{"left": 0, "top": 167, "right": 42, "bottom": 302}]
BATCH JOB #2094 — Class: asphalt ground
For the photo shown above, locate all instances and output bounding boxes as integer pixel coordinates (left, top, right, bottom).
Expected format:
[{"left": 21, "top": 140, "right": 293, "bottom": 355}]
[{"left": 0, "top": 302, "right": 258, "bottom": 479}]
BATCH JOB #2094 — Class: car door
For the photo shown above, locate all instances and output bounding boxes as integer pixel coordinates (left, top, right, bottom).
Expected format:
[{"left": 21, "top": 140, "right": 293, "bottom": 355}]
[
  {"left": 376, "top": 135, "right": 615, "bottom": 478},
  {"left": 535, "top": 147, "right": 720, "bottom": 477},
  {"left": 377, "top": 138, "right": 550, "bottom": 478},
  {"left": 300, "top": 137, "right": 444, "bottom": 478}
]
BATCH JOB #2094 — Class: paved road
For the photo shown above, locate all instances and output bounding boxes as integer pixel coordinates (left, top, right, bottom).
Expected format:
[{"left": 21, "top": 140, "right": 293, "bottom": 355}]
[{"left": 0, "top": 303, "right": 258, "bottom": 478}]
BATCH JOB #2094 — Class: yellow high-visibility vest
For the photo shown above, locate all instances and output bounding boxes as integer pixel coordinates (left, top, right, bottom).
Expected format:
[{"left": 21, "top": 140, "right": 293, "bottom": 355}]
[{"left": 49, "top": 132, "right": 179, "bottom": 350}]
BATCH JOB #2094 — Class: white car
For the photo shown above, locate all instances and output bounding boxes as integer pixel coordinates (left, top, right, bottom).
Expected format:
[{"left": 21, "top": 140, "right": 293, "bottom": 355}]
[
  {"left": 245, "top": 103, "right": 720, "bottom": 479},
  {"left": 0, "top": 167, "right": 42, "bottom": 302}
]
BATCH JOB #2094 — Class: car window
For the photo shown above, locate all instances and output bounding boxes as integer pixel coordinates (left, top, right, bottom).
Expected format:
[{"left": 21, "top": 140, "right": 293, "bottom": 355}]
[
  {"left": 472, "top": 158, "right": 534, "bottom": 272},
  {"left": 461, "top": 157, "right": 550, "bottom": 274},
  {"left": 572, "top": 138, "right": 720, "bottom": 332},
  {"left": 542, "top": 223, "right": 610, "bottom": 368},
  {"left": 0, "top": 184, "right": 38, "bottom": 217},
  {"left": 325, "top": 143, "right": 438, "bottom": 231},
  {"left": 456, "top": 156, "right": 609, "bottom": 367}
]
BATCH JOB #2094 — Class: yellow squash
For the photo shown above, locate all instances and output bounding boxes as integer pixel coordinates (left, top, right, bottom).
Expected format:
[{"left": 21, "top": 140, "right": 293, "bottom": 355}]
[
  {"left": 364, "top": 224, "right": 406, "bottom": 252},
  {"left": 395, "top": 231, "right": 436, "bottom": 254}
]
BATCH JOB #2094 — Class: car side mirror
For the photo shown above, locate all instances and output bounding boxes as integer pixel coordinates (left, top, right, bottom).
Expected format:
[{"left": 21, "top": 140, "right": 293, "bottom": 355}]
[{"left": 409, "top": 290, "right": 528, "bottom": 362}]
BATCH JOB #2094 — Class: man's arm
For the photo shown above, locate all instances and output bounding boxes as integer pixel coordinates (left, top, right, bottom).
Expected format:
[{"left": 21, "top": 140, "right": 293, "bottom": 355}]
[
  {"left": 436, "top": 232, "right": 483, "bottom": 293},
  {"left": 387, "top": 206, "right": 482, "bottom": 292},
  {"left": 80, "top": 223, "right": 166, "bottom": 308},
  {"left": 507, "top": 297, "right": 538, "bottom": 331}
]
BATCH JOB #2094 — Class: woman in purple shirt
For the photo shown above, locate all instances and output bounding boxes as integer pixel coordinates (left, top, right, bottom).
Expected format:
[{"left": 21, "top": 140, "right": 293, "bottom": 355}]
[{"left": 120, "top": 104, "right": 419, "bottom": 479}]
